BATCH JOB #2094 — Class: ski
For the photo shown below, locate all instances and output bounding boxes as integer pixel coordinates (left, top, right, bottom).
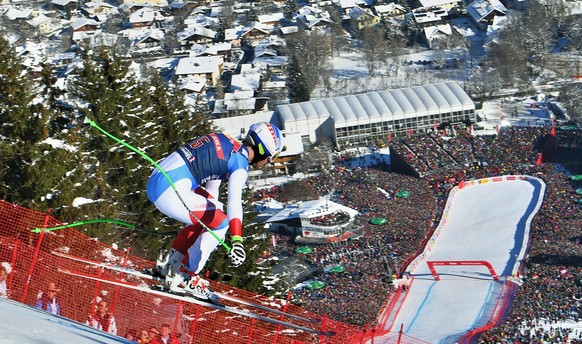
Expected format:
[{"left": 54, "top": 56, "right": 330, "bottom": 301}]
[
  {"left": 51, "top": 251, "right": 322, "bottom": 324},
  {"left": 51, "top": 251, "right": 166, "bottom": 282},
  {"left": 57, "top": 267, "right": 336, "bottom": 337}
]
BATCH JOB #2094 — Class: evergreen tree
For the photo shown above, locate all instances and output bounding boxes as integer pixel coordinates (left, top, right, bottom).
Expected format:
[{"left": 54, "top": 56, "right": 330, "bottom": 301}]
[
  {"left": 47, "top": 51, "right": 151, "bottom": 247},
  {"left": 284, "top": 0, "right": 297, "bottom": 20},
  {"left": 0, "top": 35, "right": 52, "bottom": 205},
  {"left": 287, "top": 53, "right": 310, "bottom": 103},
  {"left": 0, "top": 35, "right": 36, "bottom": 142},
  {"left": 123, "top": 65, "right": 212, "bottom": 257},
  {"left": 245, "top": 7, "right": 259, "bottom": 26},
  {"left": 63, "top": 54, "right": 213, "bottom": 256}
]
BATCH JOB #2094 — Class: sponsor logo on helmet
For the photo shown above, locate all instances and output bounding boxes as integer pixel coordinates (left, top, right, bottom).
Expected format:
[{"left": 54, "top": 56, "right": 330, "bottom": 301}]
[{"left": 265, "top": 123, "right": 279, "bottom": 156}]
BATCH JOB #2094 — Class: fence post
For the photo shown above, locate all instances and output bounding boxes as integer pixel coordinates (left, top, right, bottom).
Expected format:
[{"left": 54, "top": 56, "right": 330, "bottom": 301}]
[
  {"left": 272, "top": 291, "right": 293, "bottom": 344},
  {"left": 20, "top": 209, "right": 52, "bottom": 303},
  {"left": 173, "top": 300, "right": 182, "bottom": 339},
  {"left": 321, "top": 313, "right": 329, "bottom": 343},
  {"left": 246, "top": 318, "right": 256, "bottom": 344},
  {"left": 188, "top": 304, "right": 202, "bottom": 344},
  {"left": 360, "top": 323, "right": 369, "bottom": 344},
  {"left": 8, "top": 236, "right": 18, "bottom": 298},
  {"left": 110, "top": 247, "right": 131, "bottom": 314}
]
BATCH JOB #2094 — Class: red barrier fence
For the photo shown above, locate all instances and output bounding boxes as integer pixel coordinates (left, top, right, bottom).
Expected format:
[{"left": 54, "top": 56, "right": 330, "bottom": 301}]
[{"left": 0, "top": 200, "right": 365, "bottom": 343}]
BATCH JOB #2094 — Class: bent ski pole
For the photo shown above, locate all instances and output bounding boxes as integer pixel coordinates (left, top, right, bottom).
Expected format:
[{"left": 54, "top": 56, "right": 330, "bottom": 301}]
[
  {"left": 31, "top": 219, "right": 136, "bottom": 233},
  {"left": 32, "top": 220, "right": 177, "bottom": 236},
  {"left": 86, "top": 118, "right": 231, "bottom": 251}
]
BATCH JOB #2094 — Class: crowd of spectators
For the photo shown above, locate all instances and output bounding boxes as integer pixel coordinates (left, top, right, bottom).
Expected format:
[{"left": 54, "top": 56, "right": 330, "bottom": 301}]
[
  {"left": 309, "top": 210, "right": 351, "bottom": 226},
  {"left": 257, "top": 125, "right": 582, "bottom": 341},
  {"left": 261, "top": 166, "right": 438, "bottom": 325}
]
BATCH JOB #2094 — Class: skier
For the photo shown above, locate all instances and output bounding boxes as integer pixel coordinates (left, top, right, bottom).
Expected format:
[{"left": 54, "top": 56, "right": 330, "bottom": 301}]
[{"left": 145, "top": 122, "right": 284, "bottom": 300}]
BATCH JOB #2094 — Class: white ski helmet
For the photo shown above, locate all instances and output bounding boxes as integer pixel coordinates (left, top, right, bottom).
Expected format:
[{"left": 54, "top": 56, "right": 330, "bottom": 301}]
[{"left": 244, "top": 122, "right": 284, "bottom": 162}]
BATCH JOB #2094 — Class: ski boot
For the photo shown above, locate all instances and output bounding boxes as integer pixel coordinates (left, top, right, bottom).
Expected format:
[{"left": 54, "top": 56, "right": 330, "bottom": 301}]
[
  {"left": 142, "top": 247, "right": 185, "bottom": 280},
  {"left": 169, "top": 272, "right": 220, "bottom": 304}
]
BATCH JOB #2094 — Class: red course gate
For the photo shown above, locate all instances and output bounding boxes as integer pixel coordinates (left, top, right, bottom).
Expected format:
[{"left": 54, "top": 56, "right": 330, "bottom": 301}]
[{"left": 426, "top": 260, "right": 499, "bottom": 281}]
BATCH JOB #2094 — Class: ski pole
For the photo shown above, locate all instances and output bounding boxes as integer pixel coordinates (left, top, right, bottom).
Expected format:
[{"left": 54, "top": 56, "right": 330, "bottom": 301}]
[
  {"left": 31, "top": 219, "right": 177, "bottom": 236},
  {"left": 31, "top": 219, "right": 136, "bottom": 233},
  {"left": 85, "top": 118, "right": 231, "bottom": 251}
]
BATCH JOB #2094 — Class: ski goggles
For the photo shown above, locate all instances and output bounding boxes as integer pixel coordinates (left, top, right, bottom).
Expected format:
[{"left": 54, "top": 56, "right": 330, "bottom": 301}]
[{"left": 258, "top": 143, "right": 281, "bottom": 163}]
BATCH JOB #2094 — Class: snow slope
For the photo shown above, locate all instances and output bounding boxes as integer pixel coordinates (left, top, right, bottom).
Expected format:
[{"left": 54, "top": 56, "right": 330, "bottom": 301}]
[
  {"left": 379, "top": 176, "right": 546, "bottom": 343},
  {"left": 0, "top": 298, "right": 133, "bottom": 344}
]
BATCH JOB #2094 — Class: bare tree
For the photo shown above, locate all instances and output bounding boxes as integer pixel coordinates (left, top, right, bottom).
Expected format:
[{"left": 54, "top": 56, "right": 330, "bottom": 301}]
[
  {"left": 537, "top": 0, "right": 571, "bottom": 34},
  {"left": 467, "top": 68, "right": 504, "bottom": 99},
  {"left": 483, "top": 17, "right": 533, "bottom": 91},
  {"left": 360, "top": 26, "right": 388, "bottom": 76},
  {"left": 558, "top": 82, "right": 582, "bottom": 123},
  {"left": 285, "top": 31, "right": 332, "bottom": 96},
  {"left": 322, "top": 5, "right": 350, "bottom": 57},
  {"left": 561, "top": 14, "right": 582, "bottom": 53},
  {"left": 294, "top": 138, "right": 334, "bottom": 173}
]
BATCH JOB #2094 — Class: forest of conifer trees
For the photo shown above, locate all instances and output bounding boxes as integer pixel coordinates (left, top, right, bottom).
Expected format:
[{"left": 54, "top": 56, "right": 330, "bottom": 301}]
[{"left": 0, "top": 36, "right": 281, "bottom": 294}]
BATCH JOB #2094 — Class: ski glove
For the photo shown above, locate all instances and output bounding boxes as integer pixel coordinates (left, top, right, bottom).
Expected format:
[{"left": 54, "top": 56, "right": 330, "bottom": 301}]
[{"left": 229, "top": 242, "right": 246, "bottom": 267}]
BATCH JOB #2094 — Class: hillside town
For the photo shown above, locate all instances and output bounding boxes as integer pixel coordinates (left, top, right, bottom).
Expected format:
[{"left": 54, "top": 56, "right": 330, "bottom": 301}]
[{"left": 0, "top": 0, "right": 550, "bottom": 115}]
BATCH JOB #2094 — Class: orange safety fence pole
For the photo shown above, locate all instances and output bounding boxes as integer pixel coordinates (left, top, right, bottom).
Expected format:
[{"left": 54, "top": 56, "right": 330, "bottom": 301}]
[
  {"left": 272, "top": 291, "right": 293, "bottom": 343},
  {"left": 173, "top": 300, "right": 182, "bottom": 339},
  {"left": 320, "top": 313, "right": 329, "bottom": 343},
  {"left": 21, "top": 209, "right": 52, "bottom": 303},
  {"left": 188, "top": 303, "right": 202, "bottom": 344},
  {"left": 359, "top": 323, "right": 369, "bottom": 344},
  {"left": 246, "top": 318, "right": 256, "bottom": 344}
]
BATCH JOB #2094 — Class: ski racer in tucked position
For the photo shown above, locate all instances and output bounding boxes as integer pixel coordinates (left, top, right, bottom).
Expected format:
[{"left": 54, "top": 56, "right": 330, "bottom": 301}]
[{"left": 145, "top": 122, "right": 284, "bottom": 301}]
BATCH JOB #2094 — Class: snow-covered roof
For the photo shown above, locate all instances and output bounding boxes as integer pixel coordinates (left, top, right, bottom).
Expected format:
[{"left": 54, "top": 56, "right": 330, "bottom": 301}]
[
  {"left": 266, "top": 198, "right": 359, "bottom": 223},
  {"left": 230, "top": 73, "right": 261, "bottom": 91},
  {"left": 27, "top": 13, "right": 51, "bottom": 26},
  {"left": 179, "top": 75, "right": 206, "bottom": 93},
  {"left": 51, "top": 0, "right": 77, "bottom": 6},
  {"left": 177, "top": 26, "right": 216, "bottom": 41},
  {"left": 278, "top": 25, "right": 299, "bottom": 35},
  {"left": 338, "top": 0, "right": 357, "bottom": 9},
  {"left": 466, "top": 0, "right": 507, "bottom": 21},
  {"left": 277, "top": 81, "right": 474, "bottom": 132},
  {"left": 375, "top": 3, "right": 407, "bottom": 15},
  {"left": 419, "top": 0, "right": 460, "bottom": 8},
  {"left": 212, "top": 111, "right": 282, "bottom": 140},
  {"left": 423, "top": 23, "right": 453, "bottom": 41},
  {"left": 70, "top": 18, "right": 99, "bottom": 30},
  {"left": 175, "top": 56, "right": 222, "bottom": 75},
  {"left": 412, "top": 7, "right": 448, "bottom": 24},
  {"left": 224, "top": 26, "right": 246, "bottom": 40},
  {"left": 257, "top": 13, "right": 283, "bottom": 24},
  {"left": 129, "top": 8, "right": 157, "bottom": 24},
  {"left": 218, "top": 92, "right": 257, "bottom": 111},
  {"left": 204, "top": 42, "right": 231, "bottom": 55},
  {"left": 5, "top": 8, "right": 33, "bottom": 20}
]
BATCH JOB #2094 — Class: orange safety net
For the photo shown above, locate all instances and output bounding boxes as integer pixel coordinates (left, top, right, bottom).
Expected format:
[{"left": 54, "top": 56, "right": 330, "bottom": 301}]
[{"left": 0, "top": 200, "right": 367, "bottom": 343}]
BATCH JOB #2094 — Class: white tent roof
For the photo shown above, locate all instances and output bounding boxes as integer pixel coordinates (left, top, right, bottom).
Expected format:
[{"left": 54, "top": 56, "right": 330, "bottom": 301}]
[
  {"left": 266, "top": 198, "right": 359, "bottom": 223},
  {"left": 276, "top": 82, "right": 473, "bottom": 131}
]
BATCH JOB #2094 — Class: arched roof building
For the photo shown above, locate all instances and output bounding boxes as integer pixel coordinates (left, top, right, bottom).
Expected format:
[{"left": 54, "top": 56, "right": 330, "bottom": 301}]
[{"left": 276, "top": 81, "right": 475, "bottom": 148}]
